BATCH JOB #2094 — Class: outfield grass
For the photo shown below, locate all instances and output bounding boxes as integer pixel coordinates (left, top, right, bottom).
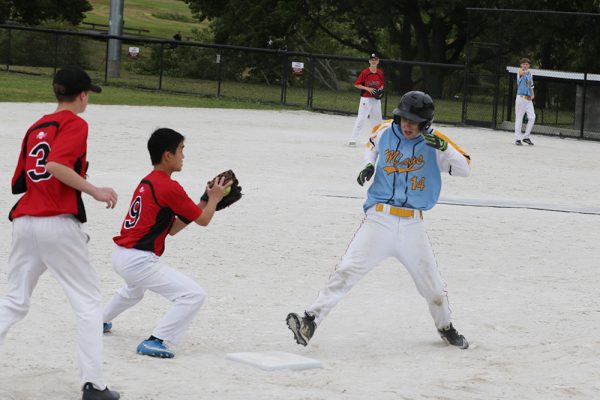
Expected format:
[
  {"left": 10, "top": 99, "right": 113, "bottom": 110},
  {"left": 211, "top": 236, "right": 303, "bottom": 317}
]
[
  {"left": 84, "top": 0, "right": 209, "bottom": 39},
  {"left": 0, "top": 70, "right": 292, "bottom": 110}
]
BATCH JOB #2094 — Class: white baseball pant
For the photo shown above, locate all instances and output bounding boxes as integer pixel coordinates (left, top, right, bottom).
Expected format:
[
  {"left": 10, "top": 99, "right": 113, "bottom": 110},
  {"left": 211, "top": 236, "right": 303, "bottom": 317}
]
[
  {"left": 0, "top": 215, "right": 106, "bottom": 389},
  {"left": 103, "top": 246, "right": 205, "bottom": 345},
  {"left": 349, "top": 97, "right": 383, "bottom": 144},
  {"left": 515, "top": 96, "right": 535, "bottom": 140},
  {"left": 306, "top": 206, "right": 452, "bottom": 329}
]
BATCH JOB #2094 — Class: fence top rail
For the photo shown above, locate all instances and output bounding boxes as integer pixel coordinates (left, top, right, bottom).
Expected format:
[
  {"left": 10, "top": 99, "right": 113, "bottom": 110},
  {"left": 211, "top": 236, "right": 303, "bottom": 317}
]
[
  {"left": 467, "top": 7, "right": 600, "bottom": 18},
  {"left": 506, "top": 66, "right": 600, "bottom": 82},
  {"left": 0, "top": 24, "right": 464, "bottom": 70}
]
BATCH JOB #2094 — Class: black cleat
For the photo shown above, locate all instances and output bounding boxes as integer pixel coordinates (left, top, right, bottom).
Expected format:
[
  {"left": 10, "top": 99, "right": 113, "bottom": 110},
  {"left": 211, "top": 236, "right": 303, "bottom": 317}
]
[
  {"left": 515, "top": 140, "right": 523, "bottom": 146},
  {"left": 522, "top": 138, "right": 534, "bottom": 145},
  {"left": 286, "top": 312, "right": 316, "bottom": 346},
  {"left": 437, "top": 323, "right": 469, "bottom": 349},
  {"left": 82, "top": 383, "right": 120, "bottom": 400}
]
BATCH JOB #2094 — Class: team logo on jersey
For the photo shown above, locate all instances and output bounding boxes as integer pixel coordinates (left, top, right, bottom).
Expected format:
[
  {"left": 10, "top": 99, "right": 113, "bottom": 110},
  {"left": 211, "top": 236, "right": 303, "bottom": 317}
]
[
  {"left": 36, "top": 131, "right": 47, "bottom": 139},
  {"left": 382, "top": 149, "right": 424, "bottom": 174}
]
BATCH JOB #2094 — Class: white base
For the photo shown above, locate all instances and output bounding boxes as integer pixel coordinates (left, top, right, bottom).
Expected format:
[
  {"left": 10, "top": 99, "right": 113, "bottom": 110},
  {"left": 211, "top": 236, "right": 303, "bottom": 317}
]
[{"left": 225, "top": 351, "right": 322, "bottom": 371}]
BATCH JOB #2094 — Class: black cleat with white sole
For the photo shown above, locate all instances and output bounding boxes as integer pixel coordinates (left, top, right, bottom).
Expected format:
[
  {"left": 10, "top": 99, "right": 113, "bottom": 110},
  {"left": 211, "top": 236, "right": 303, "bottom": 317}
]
[
  {"left": 437, "top": 323, "right": 469, "bottom": 349},
  {"left": 286, "top": 312, "right": 316, "bottom": 346}
]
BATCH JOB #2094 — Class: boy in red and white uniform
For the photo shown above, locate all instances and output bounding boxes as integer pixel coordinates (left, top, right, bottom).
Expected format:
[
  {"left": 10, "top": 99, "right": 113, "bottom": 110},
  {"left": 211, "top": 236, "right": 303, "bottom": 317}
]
[
  {"left": 0, "top": 66, "right": 120, "bottom": 400},
  {"left": 349, "top": 53, "right": 385, "bottom": 146},
  {"left": 103, "top": 128, "right": 229, "bottom": 359}
]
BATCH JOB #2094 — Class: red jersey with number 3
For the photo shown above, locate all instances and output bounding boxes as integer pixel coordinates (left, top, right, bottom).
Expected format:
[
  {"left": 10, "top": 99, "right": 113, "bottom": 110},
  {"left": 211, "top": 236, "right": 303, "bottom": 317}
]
[
  {"left": 10, "top": 110, "right": 89, "bottom": 222},
  {"left": 113, "top": 170, "right": 202, "bottom": 256}
]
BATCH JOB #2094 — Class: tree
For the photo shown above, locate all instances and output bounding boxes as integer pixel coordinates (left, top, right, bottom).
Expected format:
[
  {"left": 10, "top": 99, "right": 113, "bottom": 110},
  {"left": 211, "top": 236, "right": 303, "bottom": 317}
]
[{"left": 0, "top": 0, "right": 92, "bottom": 25}]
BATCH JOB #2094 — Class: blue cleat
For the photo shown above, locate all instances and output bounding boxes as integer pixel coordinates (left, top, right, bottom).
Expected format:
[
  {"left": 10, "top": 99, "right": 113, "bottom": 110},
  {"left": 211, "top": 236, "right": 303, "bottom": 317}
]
[
  {"left": 103, "top": 322, "right": 112, "bottom": 333},
  {"left": 136, "top": 338, "right": 174, "bottom": 358}
]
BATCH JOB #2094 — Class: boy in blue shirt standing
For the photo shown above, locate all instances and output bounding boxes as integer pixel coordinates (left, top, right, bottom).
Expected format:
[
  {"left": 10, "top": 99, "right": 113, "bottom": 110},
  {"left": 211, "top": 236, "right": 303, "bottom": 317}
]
[{"left": 515, "top": 57, "right": 535, "bottom": 146}]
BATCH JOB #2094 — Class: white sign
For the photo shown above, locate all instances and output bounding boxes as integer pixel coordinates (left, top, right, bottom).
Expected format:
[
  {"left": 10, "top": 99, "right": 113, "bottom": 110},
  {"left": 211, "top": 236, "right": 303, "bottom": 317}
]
[
  {"left": 291, "top": 61, "right": 304, "bottom": 75},
  {"left": 128, "top": 47, "right": 140, "bottom": 58}
]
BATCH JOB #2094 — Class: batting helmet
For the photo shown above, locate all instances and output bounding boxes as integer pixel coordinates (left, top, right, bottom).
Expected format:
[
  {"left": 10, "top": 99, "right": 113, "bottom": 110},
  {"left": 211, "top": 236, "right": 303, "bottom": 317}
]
[{"left": 393, "top": 91, "right": 435, "bottom": 130}]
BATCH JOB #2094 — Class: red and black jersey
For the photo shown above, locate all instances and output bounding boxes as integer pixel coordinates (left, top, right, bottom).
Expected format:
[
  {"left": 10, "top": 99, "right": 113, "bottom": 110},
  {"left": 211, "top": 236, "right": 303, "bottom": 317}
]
[
  {"left": 355, "top": 67, "right": 384, "bottom": 98},
  {"left": 9, "top": 110, "right": 89, "bottom": 223},
  {"left": 113, "top": 170, "right": 202, "bottom": 256}
]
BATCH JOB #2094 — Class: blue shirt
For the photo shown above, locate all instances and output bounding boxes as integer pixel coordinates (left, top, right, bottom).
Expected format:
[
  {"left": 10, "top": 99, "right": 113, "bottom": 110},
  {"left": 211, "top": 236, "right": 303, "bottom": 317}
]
[
  {"left": 516, "top": 71, "right": 534, "bottom": 97},
  {"left": 363, "top": 122, "right": 471, "bottom": 212}
]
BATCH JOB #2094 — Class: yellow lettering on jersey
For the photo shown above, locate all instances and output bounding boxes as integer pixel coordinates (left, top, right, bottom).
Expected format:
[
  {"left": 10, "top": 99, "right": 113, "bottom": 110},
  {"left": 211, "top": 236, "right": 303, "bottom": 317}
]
[{"left": 411, "top": 176, "right": 425, "bottom": 191}]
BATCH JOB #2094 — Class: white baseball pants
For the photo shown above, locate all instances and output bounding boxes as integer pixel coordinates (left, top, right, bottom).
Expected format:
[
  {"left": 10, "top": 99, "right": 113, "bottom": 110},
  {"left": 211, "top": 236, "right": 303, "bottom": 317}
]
[
  {"left": 0, "top": 215, "right": 106, "bottom": 389},
  {"left": 349, "top": 97, "right": 383, "bottom": 144},
  {"left": 515, "top": 96, "right": 535, "bottom": 140},
  {"left": 306, "top": 206, "right": 452, "bottom": 329},
  {"left": 103, "top": 246, "right": 205, "bottom": 345}
]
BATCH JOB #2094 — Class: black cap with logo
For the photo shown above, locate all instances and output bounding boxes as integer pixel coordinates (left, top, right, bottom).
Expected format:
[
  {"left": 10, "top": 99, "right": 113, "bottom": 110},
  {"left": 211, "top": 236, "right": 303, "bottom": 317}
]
[
  {"left": 52, "top": 66, "right": 102, "bottom": 96},
  {"left": 369, "top": 53, "right": 379, "bottom": 60}
]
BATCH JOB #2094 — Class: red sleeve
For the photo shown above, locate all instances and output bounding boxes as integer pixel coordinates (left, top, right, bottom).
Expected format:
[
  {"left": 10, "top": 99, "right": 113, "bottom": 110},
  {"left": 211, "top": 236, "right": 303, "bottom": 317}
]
[
  {"left": 166, "top": 182, "right": 202, "bottom": 223},
  {"left": 354, "top": 68, "right": 368, "bottom": 86},
  {"left": 46, "top": 117, "right": 87, "bottom": 168}
]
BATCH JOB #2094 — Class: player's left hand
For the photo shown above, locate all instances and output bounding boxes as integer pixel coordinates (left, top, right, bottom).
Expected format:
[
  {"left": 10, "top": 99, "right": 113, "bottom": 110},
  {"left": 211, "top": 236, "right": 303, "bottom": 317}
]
[
  {"left": 422, "top": 129, "right": 448, "bottom": 151},
  {"left": 357, "top": 164, "right": 375, "bottom": 186}
]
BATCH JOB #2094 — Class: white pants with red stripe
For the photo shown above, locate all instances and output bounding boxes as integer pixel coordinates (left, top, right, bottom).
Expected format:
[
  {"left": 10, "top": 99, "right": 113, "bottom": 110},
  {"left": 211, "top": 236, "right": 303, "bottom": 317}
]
[
  {"left": 0, "top": 215, "right": 107, "bottom": 389},
  {"left": 103, "top": 246, "right": 205, "bottom": 345},
  {"left": 306, "top": 206, "right": 452, "bottom": 329},
  {"left": 515, "top": 96, "right": 535, "bottom": 140},
  {"left": 349, "top": 97, "right": 383, "bottom": 144}
]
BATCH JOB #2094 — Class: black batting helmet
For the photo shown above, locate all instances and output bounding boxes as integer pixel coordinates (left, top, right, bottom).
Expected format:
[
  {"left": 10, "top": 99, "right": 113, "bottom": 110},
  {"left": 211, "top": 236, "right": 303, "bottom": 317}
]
[{"left": 393, "top": 91, "right": 435, "bottom": 130}]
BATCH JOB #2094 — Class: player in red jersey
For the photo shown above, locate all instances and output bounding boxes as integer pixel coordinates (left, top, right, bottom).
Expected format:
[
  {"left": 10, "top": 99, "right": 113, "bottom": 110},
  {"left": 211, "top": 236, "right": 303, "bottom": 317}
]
[
  {"left": 0, "top": 66, "right": 120, "bottom": 400},
  {"left": 348, "top": 53, "right": 385, "bottom": 146},
  {"left": 102, "top": 128, "right": 230, "bottom": 359}
]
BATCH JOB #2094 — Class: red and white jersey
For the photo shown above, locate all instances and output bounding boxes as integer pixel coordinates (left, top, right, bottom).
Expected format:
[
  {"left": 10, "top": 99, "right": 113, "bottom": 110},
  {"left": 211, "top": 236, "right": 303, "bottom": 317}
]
[
  {"left": 10, "top": 110, "right": 89, "bottom": 222},
  {"left": 355, "top": 67, "right": 384, "bottom": 98},
  {"left": 113, "top": 170, "right": 202, "bottom": 256}
]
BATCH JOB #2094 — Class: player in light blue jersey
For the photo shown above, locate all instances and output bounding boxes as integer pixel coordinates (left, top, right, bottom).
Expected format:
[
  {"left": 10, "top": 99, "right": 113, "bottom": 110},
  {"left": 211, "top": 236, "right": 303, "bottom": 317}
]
[
  {"left": 287, "top": 91, "right": 471, "bottom": 349},
  {"left": 514, "top": 57, "right": 535, "bottom": 145}
]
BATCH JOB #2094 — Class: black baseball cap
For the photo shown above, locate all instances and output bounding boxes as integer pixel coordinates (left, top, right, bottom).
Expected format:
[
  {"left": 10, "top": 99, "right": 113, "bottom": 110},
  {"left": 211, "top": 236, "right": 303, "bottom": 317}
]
[
  {"left": 53, "top": 66, "right": 102, "bottom": 96},
  {"left": 369, "top": 53, "right": 379, "bottom": 60}
]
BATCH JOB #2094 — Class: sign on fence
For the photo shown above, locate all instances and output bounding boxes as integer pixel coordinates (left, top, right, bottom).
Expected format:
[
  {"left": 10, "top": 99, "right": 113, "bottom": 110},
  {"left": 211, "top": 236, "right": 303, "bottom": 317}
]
[
  {"left": 128, "top": 47, "right": 140, "bottom": 58},
  {"left": 291, "top": 61, "right": 304, "bottom": 75}
]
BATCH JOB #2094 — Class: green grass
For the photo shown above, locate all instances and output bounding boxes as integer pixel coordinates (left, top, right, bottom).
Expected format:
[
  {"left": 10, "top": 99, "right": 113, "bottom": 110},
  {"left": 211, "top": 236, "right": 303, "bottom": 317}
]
[
  {"left": 0, "top": 70, "right": 293, "bottom": 109},
  {"left": 83, "top": 0, "right": 209, "bottom": 39}
]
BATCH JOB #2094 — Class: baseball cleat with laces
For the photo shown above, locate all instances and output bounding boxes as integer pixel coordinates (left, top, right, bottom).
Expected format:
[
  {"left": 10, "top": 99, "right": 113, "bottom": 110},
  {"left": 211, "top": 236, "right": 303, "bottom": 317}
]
[
  {"left": 437, "top": 323, "right": 469, "bottom": 349},
  {"left": 286, "top": 312, "right": 316, "bottom": 346}
]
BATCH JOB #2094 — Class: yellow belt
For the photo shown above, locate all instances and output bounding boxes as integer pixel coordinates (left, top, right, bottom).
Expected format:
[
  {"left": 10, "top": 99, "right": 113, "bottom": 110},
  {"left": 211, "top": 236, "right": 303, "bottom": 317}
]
[{"left": 375, "top": 204, "right": 422, "bottom": 219}]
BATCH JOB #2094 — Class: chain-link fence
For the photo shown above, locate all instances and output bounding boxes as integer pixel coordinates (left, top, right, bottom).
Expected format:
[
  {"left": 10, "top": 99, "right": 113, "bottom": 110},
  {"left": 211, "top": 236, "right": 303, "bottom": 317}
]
[
  {"left": 465, "top": 8, "right": 600, "bottom": 140},
  {"left": 0, "top": 24, "right": 464, "bottom": 124}
]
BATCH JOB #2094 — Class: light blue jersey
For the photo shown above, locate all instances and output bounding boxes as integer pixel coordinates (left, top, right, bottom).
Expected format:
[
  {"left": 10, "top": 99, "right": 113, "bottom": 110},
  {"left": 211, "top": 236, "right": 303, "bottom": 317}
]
[
  {"left": 516, "top": 70, "right": 534, "bottom": 97},
  {"left": 363, "top": 122, "right": 471, "bottom": 212}
]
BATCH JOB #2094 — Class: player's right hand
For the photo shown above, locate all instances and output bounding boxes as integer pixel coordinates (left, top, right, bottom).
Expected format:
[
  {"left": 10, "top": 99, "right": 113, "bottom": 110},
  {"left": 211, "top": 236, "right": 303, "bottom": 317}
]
[
  {"left": 357, "top": 164, "right": 375, "bottom": 186},
  {"left": 92, "top": 187, "right": 118, "bottom": 208},
  {"left": 206, "top": 176, "right": 231, "bottom": 202}
]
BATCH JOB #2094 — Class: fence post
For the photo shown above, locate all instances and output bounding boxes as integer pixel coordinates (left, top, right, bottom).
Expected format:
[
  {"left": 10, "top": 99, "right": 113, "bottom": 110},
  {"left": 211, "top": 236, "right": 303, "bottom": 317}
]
[
  {"left": 280, "top": 52, "right": 288, "bottom": 105},
  {"left": 307, "top": 56, "right": 314, "bottom": 108},
  {"left": 507, "top": 72, "right": 513, "bottom": 122},
  {"left": 158, "top": 43, "right": 164, "bottom": 90},
  {"left": 104, "top": 39, "right": 109, "bottom": 84},
  {"left": 216, "top": 52, "right": 222, "bottom": 97},
  {"left": 53, "top": 33, "right": 59, "bottom": 74},
  {"left": 6, "top": 28, "right": 12, "bottom": 71},
  {"left": 461, "top": 59, "right": 468, "bottom": 125},
  {"left": 580, "top": 72, "right": 587, "bottom": 139}
]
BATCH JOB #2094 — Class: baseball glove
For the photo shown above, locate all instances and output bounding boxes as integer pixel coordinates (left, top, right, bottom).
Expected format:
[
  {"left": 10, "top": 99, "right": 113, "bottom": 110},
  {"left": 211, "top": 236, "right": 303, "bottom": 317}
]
[
  {"left": 200, "top": 169, "right": 242, "bottom": 210},
  {"left": 372, "top": 88, "right": 384, "bottom": 100}
]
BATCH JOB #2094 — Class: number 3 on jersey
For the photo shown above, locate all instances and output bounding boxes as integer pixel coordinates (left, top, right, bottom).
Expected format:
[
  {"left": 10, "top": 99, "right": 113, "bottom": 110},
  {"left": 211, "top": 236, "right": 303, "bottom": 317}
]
[
  {"left": 124, "top": 196, "right": 142, "bottom": 229},
  {"left": 27, "top": 142, "right": 52, "bottom": 182}
]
